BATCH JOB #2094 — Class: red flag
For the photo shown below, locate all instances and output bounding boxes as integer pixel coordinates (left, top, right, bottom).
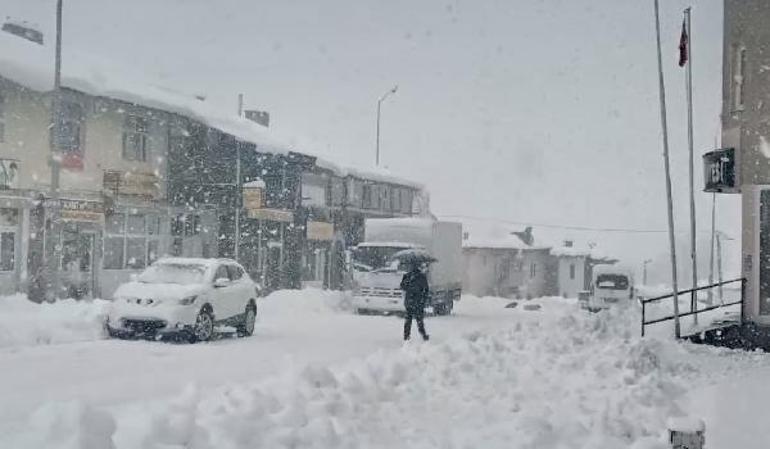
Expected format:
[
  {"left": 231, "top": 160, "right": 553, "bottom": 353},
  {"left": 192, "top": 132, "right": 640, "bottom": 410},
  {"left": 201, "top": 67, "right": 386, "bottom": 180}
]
[{"left": 678, "top": 19, "right": 688, "bottom": 67}]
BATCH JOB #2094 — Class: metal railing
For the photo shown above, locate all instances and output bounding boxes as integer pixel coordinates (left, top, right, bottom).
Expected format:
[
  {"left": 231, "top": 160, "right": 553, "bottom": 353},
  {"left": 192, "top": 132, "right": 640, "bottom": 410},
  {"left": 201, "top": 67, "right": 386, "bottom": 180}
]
[{"left": 640, "top": 278, "right": 745, "bottom": 337}]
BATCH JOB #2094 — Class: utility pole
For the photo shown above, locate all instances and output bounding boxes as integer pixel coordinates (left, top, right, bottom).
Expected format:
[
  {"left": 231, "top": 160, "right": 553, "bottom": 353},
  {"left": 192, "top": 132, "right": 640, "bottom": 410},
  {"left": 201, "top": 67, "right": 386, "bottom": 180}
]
[
  {"left": 49, "top": 0, "right": 64, "bottom": 300},
  {"left": 684, "top": 7, "right": 698, "bottom": 323},
  {"left": 707, "top": 192, "right": 716, "bottom": 305},
  {"left": 375, "top": 85, "right": 398, "bottom": 167},
  {"left": 654, "top": 0, "right": 681, "bottom": 338},
  {"left": 234, "top": 94, "right": 243, "bottom": 261}
]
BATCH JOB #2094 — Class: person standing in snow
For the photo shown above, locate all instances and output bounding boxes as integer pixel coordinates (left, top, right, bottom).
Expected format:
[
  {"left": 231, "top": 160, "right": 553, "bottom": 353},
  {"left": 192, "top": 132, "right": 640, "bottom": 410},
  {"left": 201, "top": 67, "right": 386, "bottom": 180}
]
[{"left": 400, "top": 262, "right": 430, "bottom": 341}]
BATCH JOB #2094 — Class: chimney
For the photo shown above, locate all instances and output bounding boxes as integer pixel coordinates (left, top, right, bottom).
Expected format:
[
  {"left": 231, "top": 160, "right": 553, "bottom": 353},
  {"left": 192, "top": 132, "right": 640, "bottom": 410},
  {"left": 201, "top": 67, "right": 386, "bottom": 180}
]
[
  {"left": 2, "top": 19, "right": 43, "bottom": 45},
  {"left": 244, "top": 109, "right": 270, "bottom": 127}
]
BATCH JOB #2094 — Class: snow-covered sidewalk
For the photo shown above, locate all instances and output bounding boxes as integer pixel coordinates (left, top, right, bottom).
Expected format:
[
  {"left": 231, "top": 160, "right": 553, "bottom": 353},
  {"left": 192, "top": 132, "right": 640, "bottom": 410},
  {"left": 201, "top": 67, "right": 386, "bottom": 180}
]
[{"left": 0, "top": 292, "right": 769, "bottom": 448}]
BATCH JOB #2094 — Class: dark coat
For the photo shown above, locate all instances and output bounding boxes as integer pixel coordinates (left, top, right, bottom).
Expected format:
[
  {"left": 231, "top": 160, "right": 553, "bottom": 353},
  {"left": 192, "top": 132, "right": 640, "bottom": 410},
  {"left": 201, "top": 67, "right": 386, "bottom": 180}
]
[{"left": 400, "top": 268, "right": 429, "bottom": 311}]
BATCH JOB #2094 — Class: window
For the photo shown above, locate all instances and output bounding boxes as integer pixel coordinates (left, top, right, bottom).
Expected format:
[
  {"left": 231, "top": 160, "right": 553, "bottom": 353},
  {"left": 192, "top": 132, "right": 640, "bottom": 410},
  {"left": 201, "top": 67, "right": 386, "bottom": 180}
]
[
  {"left": 123, "top": 114, "right": 149, "bottom": 161},
  {"left": 214, "top": 265, "right": 230, "bottom": 282},
  {"left": 0, "top": 94, "right": 5, "bottom": 143},
  {"left": 570, "top": 264, "right": 576, "bottom": 280},
  {"left": 362, "top": 184, "right": 374, "bottom": 209},
  {"left": 226, "top": 264, "right": 244, "bottom": 281},
  {"left": 380, "top": 185, "right": 391, "bottom": 211},
  {"left": 330, "top": 178, "right": 344, "bottom": 207},
  {"left": 103, "top": 237, "right": 124, "bottom": 270},
  {"left": 400, "top": 189, "right": 413, "bottom": 214},
  {"left": 392, "top": 187, "right": 402, "bottom": 212},
  {"left": 734, "top": 47, "right": 747, "bottom": 110},
  {"left": 172, "top": 214, "right": 200, "bottom": 236},
  {"left": 0, "top": 231, "right": 14, "bottom": 271},
  {"left": 55, "top": 101, "right": 84, "bottom": 169},
  {"left": 530, "top": 263, "right": 537, "bottom": 279},
  {"left": 103, "top": 211, "right": 161, "bottom": 269},
  {"left": 349, "top": 179, "right": 364, "bottom": 208}
]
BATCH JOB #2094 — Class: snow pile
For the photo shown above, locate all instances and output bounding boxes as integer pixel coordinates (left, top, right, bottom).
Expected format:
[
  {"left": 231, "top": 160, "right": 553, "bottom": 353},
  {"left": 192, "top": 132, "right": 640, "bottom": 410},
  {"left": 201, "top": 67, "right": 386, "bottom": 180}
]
[
  {"left": 260, "top": 289, "right": 353, "bottom": 316},
  {"left": 29, "top": 303, "right": 747, "bottom": 448},
  {"left": 8, "top": 401, "right": 116, "bottom": 449},
  {"left": 0, "top": 294, "right": 108, "bottom": 348}
]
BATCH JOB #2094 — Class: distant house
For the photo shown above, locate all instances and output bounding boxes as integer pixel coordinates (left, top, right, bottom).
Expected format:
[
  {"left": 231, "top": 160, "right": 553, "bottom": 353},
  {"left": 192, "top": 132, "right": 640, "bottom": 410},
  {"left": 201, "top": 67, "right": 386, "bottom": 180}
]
[{"left": 461, "top": 222, "right": 616, "bottom": 299}]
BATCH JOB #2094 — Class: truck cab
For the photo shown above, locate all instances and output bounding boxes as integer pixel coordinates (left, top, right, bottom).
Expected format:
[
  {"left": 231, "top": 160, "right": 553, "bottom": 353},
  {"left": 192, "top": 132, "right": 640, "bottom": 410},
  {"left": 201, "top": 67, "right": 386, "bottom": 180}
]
[{"left": 350, "top": 218, "right": 462, "bottom": 315}]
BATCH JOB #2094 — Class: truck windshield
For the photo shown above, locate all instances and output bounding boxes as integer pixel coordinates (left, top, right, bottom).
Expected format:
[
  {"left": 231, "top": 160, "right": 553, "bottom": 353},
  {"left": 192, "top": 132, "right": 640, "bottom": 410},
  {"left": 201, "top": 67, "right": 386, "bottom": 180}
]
[
  {"left": 595, "top": 274, "right": 629, "bottom": 290},
  {"left": 353, "top": 246, "right": 408, "bottom": 271}
]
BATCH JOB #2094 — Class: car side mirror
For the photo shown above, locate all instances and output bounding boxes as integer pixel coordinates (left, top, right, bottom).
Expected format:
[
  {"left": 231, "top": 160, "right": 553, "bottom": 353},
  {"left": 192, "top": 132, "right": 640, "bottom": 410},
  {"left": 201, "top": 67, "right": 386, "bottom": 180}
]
[{"left": 214, "top": 277, "right": 230, "bottom": 288}]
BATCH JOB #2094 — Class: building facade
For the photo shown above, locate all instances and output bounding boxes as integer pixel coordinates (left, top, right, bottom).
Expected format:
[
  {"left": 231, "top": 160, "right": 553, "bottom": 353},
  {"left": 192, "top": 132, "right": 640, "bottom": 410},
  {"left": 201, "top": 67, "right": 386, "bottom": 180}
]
[
  {"left": 0, "top": 33, "right": 426, "bottom": 300},
  {"left": 722, "top": 0, "right": 770, "bottom": 325}
]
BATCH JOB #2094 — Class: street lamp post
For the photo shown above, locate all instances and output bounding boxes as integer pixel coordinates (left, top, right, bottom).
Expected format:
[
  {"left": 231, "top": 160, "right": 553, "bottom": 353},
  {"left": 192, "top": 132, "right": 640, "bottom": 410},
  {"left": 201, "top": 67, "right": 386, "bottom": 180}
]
[
  {"left": 375, "top": 85, "right": 398, "bottom": 167},
  {"left": 643, "top": 259, "right": 652, "bottom": 286}
]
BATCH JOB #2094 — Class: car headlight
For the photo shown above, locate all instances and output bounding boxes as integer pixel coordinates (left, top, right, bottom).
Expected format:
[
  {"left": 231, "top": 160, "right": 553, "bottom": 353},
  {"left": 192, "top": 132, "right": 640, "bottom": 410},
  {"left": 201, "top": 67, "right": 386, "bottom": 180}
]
[{"left": 179, "top": 295, "right": 198, "bottom": 305}]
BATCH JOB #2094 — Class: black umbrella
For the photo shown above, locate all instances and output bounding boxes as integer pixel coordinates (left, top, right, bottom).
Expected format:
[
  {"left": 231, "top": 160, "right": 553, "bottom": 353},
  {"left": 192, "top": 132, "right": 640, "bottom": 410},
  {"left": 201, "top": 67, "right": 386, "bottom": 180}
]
[{"left": 391, "top": 248, "right": 437, "bottom": 266}]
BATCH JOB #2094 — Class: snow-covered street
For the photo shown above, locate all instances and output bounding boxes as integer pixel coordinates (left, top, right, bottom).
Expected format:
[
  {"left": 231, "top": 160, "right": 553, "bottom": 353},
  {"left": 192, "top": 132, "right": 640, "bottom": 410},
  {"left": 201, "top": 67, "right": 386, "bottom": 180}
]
[{"left": 2, "top": 291, "right": 770, "bottom": 448}]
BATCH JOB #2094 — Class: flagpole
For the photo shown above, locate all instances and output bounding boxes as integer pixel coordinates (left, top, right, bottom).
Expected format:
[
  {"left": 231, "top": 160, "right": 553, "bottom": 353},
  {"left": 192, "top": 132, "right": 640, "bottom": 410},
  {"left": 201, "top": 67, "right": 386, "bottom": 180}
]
[
  {"left": 654, "top": 0, "right": 681, "bottom": 338},
  {"left": 684, "top": 7, "right": 698, "bottom": 323}
]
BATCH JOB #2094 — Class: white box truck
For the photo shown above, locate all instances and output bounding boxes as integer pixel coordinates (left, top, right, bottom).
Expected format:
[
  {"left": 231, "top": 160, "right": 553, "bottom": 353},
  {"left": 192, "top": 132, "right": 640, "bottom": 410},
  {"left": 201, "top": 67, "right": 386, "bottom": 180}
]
[{"left": 351, "top": 217, "right": 462, "bottom": 315}]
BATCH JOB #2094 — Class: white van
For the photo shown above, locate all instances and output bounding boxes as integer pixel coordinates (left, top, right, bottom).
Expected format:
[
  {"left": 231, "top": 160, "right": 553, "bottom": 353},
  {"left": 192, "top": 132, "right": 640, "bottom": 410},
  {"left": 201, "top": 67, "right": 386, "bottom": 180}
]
[{"left": 585, "top": 266, "right": 635, "bottom": 312}]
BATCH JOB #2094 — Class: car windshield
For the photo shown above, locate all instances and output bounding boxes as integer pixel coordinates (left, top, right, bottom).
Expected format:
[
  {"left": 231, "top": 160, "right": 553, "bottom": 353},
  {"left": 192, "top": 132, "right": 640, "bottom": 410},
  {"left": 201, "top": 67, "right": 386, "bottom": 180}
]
[
  {"left": 595, "top": 274, "right": 630, "bottom": 291},
  {"left": 137, "top": 263, "right": 207, "bottom": 285},
  {"left": 352, "top": 246, "right": 409, "bottom": 271}
]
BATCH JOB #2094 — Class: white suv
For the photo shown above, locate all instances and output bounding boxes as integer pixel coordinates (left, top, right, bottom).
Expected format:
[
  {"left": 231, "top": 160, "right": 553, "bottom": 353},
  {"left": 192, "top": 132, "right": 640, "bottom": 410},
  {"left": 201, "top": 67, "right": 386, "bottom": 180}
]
[{"left": 106, "top": 258, "right": 259, "bottom": 342}]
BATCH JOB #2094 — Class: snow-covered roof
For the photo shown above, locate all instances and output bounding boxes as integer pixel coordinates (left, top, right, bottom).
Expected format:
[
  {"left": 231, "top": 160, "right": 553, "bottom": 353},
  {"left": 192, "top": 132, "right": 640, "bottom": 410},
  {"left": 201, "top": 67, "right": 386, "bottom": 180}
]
[
  {"left": 0, "top": 31, "right": 423, "bottom": 190},
  {"left": 549, "top": 246, "right": 591, "bottom": 258},
  {"left": 460, "top": 220, "right": 547, "bottom": 251}
]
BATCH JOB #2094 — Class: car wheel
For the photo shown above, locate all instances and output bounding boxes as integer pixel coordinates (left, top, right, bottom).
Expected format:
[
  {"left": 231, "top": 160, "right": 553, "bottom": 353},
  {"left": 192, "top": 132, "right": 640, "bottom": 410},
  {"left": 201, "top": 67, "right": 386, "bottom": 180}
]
[
  {"left": 237, "top": 304, "right": 257, "bottom": 337},
  {"left": 190, "top": 309, "right": 214, "bottom": 343}
]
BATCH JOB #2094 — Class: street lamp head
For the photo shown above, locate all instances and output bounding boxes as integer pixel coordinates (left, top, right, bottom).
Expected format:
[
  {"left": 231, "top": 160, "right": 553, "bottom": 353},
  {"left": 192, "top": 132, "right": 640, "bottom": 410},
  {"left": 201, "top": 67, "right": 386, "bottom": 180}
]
[{"left": 391, "top": 85, "right": 398, "bottom": 94}]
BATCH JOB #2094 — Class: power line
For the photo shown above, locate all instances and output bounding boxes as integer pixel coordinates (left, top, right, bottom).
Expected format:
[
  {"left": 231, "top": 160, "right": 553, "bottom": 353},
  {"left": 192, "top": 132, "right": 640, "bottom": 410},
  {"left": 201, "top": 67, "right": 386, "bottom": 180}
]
[{"left": 439, "top": 214, "right": 719, "bottom": 235}]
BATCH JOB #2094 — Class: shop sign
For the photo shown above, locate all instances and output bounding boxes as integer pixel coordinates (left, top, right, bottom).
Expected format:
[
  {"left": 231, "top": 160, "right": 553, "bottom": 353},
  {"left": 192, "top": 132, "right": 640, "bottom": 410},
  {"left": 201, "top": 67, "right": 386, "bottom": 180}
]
[
  {"left": 60, "top": 199, "right": 104, "bottom": 223},
  {"left": 307, "top": 221, "right": 334, "bottom": 241},
  {"left": 243, "top": 185, "right": 264, "bottom": 210},
  {"left": 703, "top": 148, "right": 738, "bottom": 193},
  {"left": 246, "top": 208, "right": 293, "bottom": 223},
  {"left": 103, "top": 170, "right": 160, "bottom": 199},
  {"left": 0, "top": 159, "right": 19, "bottom": 190}
]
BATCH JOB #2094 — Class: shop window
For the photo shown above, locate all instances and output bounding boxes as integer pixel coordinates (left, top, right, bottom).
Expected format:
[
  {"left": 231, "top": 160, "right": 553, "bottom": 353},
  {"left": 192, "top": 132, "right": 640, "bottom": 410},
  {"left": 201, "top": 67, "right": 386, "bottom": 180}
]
[
  {"left": 127, "top": 214, "right": 145, "bottom": 234},
  {"left": 103, "top": 237, "right": 124, "bottom": 269},
  {"left": 104, "top": 211, "right": 160, "bottom": 270},
  {"left": 126, "top": 237, "right": 147, "bottom": 269},
  {"left": 123, "top": 114, "right": 149, "bottom": 161},
  {"left": 0, "top": 231, "right": 14, "bottom": 271},
  {"left": 570, "top": 264, "right": 576, "bottom": 280},
  {"left": 172, "top": 214, "right": 200, "bottom": 237},
  {"left": 106, "top": 213, "right": 125, "bottom": 234}
]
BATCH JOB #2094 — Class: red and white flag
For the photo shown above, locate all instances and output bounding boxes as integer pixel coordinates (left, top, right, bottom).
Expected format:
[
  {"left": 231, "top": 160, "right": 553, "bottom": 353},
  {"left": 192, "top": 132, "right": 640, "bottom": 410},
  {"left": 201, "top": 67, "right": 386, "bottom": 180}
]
[{"left": 678, "top": 19, "right": 689, "bottom": 67}]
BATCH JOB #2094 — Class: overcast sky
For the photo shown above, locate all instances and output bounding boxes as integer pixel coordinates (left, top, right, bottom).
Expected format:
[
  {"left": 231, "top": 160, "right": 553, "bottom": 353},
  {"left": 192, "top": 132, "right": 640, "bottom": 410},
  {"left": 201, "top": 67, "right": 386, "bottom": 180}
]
[{"left": 2, "top": 0, "right": 739, "bottom": 282}]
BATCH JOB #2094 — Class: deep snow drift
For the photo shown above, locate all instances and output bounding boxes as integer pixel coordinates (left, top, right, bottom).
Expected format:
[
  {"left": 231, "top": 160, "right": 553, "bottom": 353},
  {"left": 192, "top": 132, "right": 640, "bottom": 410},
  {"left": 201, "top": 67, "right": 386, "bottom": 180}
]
[
  {"left": 0, "top": 294, "right": 108, "bottom": 348},
  {"left": 0, "top": 292, "right": 768, "bottom": 448}
]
